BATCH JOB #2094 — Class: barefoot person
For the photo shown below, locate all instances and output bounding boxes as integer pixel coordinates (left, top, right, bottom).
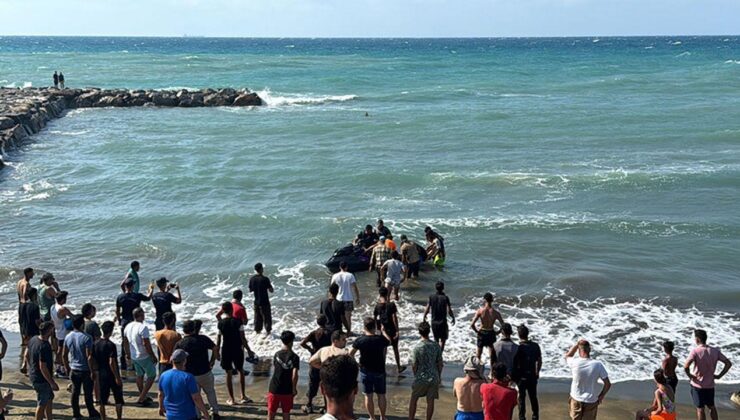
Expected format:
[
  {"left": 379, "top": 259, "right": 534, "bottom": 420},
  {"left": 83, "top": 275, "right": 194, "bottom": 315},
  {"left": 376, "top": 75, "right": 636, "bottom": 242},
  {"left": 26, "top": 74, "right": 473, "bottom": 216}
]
[
  {"left": 267, "top": 331, "right": 300, "bottom": 420},
  {"left": 453, "top": 355, "right": 487, "bottom": 420},
  {"left": 152, "top": 277, "right": 181, "bottom": 331},
  {"left": 248, "top": 262, "right": 274, "bottom": 335},
  {"left": 301, "top": 315, "right": 332, "bottom": 414},
  {"left": 124, "top": 308, "right": 157, "bottom": 407},
  {"left": 684, "top": 329, "right": 733, "bottom": 420},
  {"left": 350, "top": 317, "right": 390, "bottom": 420},
  {"left": 635, "top": 368, "right": 676, "bottom": 420},
  {"left": 373, "top": 286, "right": 405, "bottom": 373},
  {"left": 661, "top": 341, "right": 678, "bottom": 393},
  {"left": 320, "top": 284, "right": 345, "bottom": 335},
  {"left": 120, "top": 261, "right": 141, "bottom": 293},
  {"left": 471, "top": 292, "right": 504, "bottom": 368},
  {"left": 369, "top": 236, "right": 392, "bottom": 287},
  {"left": 513, "top": 325, "right": 542, "bottom": 420},
  {"left": 216, "top": 302, "right": 252, "bottom": 406},
  {"left": 93, "top": 321, "right": 124, "bottom": 420},
  {"left": 409, "top": 321, "right": 443, "bottom": 420},
  {"left": 63, "top": 315, "right": 100, "bottom": 419},
  {"left": 28, "top": 322, "right": 59, "bottom": 420},
  {"left": 565, "top": 339, "right": 611, "bottom": 420},
  {"left": 423, "top": 281, "right": 455, "bottom": 353},
  {"left": 380, "top": 251, "right": 404, "bottom": 300},
  {"left": 399, "top": 235, "right": 421, "bottom": 281},
  {"left": 331, "top": 261, "right": 360, "bottom": 335}
]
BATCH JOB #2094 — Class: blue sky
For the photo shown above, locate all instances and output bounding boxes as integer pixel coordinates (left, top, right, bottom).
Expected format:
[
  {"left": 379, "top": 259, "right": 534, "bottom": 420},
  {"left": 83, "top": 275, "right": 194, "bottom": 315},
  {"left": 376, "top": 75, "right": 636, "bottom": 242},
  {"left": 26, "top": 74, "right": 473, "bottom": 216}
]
[{"left": 0, "top": 0, "right": 737, "bottom": 37}]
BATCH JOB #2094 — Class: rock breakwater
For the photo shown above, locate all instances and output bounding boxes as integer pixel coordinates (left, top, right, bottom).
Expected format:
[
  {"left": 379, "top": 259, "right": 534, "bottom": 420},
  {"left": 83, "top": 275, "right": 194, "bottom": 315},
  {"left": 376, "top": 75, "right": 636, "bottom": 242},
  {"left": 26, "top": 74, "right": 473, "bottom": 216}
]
[{"left": 0, "top": 87, "right": 262, "bottom": 169}]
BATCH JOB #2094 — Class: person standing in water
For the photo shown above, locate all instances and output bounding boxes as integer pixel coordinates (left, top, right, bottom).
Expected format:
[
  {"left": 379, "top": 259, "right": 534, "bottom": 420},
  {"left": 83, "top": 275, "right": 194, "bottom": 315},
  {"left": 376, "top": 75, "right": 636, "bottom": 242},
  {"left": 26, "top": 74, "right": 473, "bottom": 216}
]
[
  {"left": 331, "top": 261, "right": 360, "bottom": 336},
  {"left": 248, "top": 262, "right": 274, "bottom": 335},
  {"left": 635, "top": 368, "right": 676, "bottom": 420},
  {"left": 423, "top": 281, "right": 455, "bottom": 353},
  {"left": 373, "top": 286, "right": 405, "bottom": 373},
  {"left": 151, "top": 277, "right": 182, "bottom": 331},
  {"left": 471, "top": 292, "right": 504, "bottom": 368}
]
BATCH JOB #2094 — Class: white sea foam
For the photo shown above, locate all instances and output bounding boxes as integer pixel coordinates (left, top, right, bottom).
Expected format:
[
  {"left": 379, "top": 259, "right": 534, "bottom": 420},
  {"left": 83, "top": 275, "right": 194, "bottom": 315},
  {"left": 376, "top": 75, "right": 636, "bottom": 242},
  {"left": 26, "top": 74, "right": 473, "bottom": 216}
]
[
  {"left": 256, "top": 88, "right": 357, "bottom": 107},
  {"left": 48, "top": 130, "right": 90, "bottom": 136},
  {"left": 725, "top": 60, "right": 740, "bottom": 65},
  {"left": 675, "top": 51, "right": 691, "bottom": 57}
]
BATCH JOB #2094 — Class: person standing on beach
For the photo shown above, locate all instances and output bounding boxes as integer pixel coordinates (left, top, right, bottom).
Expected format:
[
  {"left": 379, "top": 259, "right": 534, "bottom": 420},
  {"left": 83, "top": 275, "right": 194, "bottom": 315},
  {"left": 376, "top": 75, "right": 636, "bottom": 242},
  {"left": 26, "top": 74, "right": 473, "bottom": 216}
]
[
  {"left": 123, "top": 308, "right": 157, "bottom": 407},
  {"left": 158, "top": 349, "right": 211, "bottom": 420},
  {"left": 684, "top": 329, "right": 733, "bottom": 420},
  {"left": 369, "top": 236, "right": 392, "bottom": 287},
  {"left": 400, "top": 235, "right": 421, "bottom": 281},
  {"left": 215, "top": 289, "right": 258, "bottom": 363},
  {"left": 481, "top": 362, "right": 518, "bottom": 420},
  {"left": 471, "top": 292, "right": 504, "bottom": 367},
  {"left": 16, "top": 267, "right": 34, "bottom": 303},
  {"left": 120, "top": 261, "right": 141, "bottom": 293},
  {"left": 423, "top": 281, "right": 455, "bottom": 353},
  {"left": 0, "top": 330, "right": 5, "bottom": 382},
  {"left": 38, "top": 272, "right": 59, "bottom": 322},
  {"left": 350, "top": 317, "right": 390, "bottom": 420},
  {"left": 28, "top": 321, "right": 59, "bottom": 420},
  {"left": 216, "top": 302, "right": 252, "bottom": 405},
  {"left": 512, "top": 325, "right": 542, "bottom": 420},
  {"left": 58, "top": 72, "right": 65, "bottom": 89},
  {"left": 93, "top": 321, "right": 124, "bottom": 420},
  {"left": 635, "top": 368, "right": 676, "bottom": 420},
  {"left": 301, "top": 315, "right": 332, "bottom": 414},
  {"left": 331, "top": 261, "right": 360, "bottom": 335},
  {"left": 320, "top": 283, "right": 345, "bottom": 335},
  {"left": 248, "top": 262, "right": 274, "bottom": 335},
  {"left": 115, "top": 277, "right": 152, "bottom": 375},
  {"left": 154, "top": 312, "right": 181, "bottom": 375},
  {"left": 494, "top": 323, "right": 518, "bottom": 377},
  {"left": 381, "top": 251, "right": 404, "bottom": 300},
  {"left": 19, "top": 287, "right": 41, "bottom": 375},
  {"left": 565, "top": 339, "right": 611, "bottom": 420},
  {"left": 409, "top": 321, "right": 443, "bottom": 420},
  {"left": 267, "top": 331, "right": 300, "bottom": 420},
  {"left": 63, "top": 315, "right": 101, "bottom": 419},
  {"left": 453, "top": 355, "right": 487, "bottom": 420},
  {"left": 174, "top": 320, "right": 221, "bottom": 420},
  {"left": 373, "top": 286, "right": 404, "bottom": 373},
  {"left": 50, "top": 291, "right": 72, "bottom": 377},
  {"left": 309, "top": 330, "right": 349, "bottom": 369},
  {"left": 661, "top": 341, "right": 678, "bottom": 393},
  {"left": 52, "top": 72, "right": 59, "bottom": 88},
  {"left": 152, "top": 277, "right": 182, "bottom": 331},
  {"left": 316, "top": 354, "right": 359, "bottom": 420}
]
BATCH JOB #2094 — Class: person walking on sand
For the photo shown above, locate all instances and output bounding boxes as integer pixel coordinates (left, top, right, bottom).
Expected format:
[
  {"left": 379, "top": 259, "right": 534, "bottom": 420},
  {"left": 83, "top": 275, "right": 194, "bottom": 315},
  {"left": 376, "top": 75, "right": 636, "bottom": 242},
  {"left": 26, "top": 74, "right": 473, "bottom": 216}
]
[
  {"left": 58, "top": 72, "right": 65, "bottom": 89},
  {"left": 373, "top": 286, "right": 405, "bottom": 373},
  {"left": 154, "top": 312, "right": 181, "bottom": 375},
  {"left": 381, "top": 251, "right": 404, "bottom": 300},
  {"left": 369, "top": 236, "right": 392, "bottom": 287},
  {"left": 481, "top": 362, "right": 518, "bottom": 420},
  {"left": 409, "top": 321, "right": 443, "bottom": 420},
  {"left": 565, "top": 339, "right": 611, "bottom": 420},
  {"left": 174, "top": 320, "right": 221, "bottom": 420},
  {"left": 52, "top": 72, "right": 59, "bottom": 88},
  {"left": 331, "top": 261, "right": 360, "bottom": 335},
  {"left": 124, "top": 308, "right": 157, "bottom": 407},
  {"left": 316, "top": 354, "right": 360, "bottom": 420},
  {"left": 93, "top": 321, "right": 124, "bottom": 420},
  {"left": 248, "top": 262, "right": 274, "bottom": 334},
  {"left": 301, "top": 315, "right": 332, "bottom": 414},
  {"left": 494, "top": 323, "right": 518, "bottom": 377},
  {"left": 512, "top": 325, "right": 542, "bottom": 420},
  {"left": 152, "top": 277, "right": 181, "bottom": 331},
  {"left": 453, "top": 355, "right": 487, "bottom": 420},
  {"left": 350, "top": 317, "right": 390, "bottom": 420},
  {"left": 28, "top": 321, "right": 59, "bottom": 420},
  {"left": 320, "top": 283, "right": 345, "bottom": 335},
  {"left": 684, "top": 329, "right": 733, "bottom": 420},
  {"left": 423, "top": 281, "right": 455, "bottom": 353},
  {"left": 63, "top": 315, "right": 101, "bottom": 419},
  {"left": 267, "top": 331, "right": 300, "bottom": 420},
  {"left": 661, "top": 341, "right": 678, "bottom": 393},
  {"left": 158, "top": 349, "right": 211, "bottom": 420},
  {"left": 216, "top": 302, "right": 252, "bottom": 405},
  {"left": 635, "top": 368, "right": 676, "bottom": 420},
  {"left": 120, "top": 261, "right": 141, "bottom": 293},
  {"left": 471, "top": 292, "right": 504, "bottom": 367}
]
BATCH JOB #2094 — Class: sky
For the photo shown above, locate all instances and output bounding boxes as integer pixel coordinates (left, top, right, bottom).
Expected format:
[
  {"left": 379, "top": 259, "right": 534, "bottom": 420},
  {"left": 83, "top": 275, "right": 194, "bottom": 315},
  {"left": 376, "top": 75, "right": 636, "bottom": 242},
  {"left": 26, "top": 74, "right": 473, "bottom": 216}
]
[{"left": 0, "top": 0, "right": 738, "bottom": 37}]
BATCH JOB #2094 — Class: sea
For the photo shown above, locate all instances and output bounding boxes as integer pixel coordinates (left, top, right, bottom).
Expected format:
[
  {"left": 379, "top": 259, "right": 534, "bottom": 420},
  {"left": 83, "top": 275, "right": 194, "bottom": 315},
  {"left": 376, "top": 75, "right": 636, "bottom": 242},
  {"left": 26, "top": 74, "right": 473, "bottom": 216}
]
[{"left": 1, "top": 36, "right": 739, "bottom": 383}]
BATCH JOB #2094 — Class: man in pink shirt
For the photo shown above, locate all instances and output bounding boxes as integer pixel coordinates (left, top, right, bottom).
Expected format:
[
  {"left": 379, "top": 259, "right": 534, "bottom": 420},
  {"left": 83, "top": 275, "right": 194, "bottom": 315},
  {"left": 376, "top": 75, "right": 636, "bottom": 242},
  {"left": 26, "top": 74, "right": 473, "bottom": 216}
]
[
  {"left": 684, "top": 329, "right": 733, "bottom": 420},
  {"left": 481, "top": 362, "right": 517, "bottom": 420}
]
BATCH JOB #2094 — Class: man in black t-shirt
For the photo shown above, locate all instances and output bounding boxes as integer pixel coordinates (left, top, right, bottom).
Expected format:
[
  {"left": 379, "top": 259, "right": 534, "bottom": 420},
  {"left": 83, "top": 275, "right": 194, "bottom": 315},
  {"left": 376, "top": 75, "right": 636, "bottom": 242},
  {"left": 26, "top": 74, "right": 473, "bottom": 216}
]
[
  {"left": 151, "top": 277, "right": 181, "bottom": 330},
  {"left": 28, "top": 322, "right": 59, "bottom": 420},
  {"left": 216, "top": 302, "right": 251, "bottom": 405},
  {"left": 320, "top": 283, "right": 345, "bottom": 335},
  {"left": 299, "top": 314, "right": 332, "bottom": 413},
  {"left": 373, "top": 287, "right": 405, "bottom": 374},
  {"left": 350, "top": 317, "right": 390, "bottom": 420},
  {"left": 512, "top": 324, "right": 542, "bottom": 420},
  {"left": 19, "top": 287, "right": 41, "bottom": 374},
  {"left": 115, "top": 277, "right": 152, "bottom": 373},
  {"left": 93, "top": 321, "right": 124, "bottom": 420},
  {"left": 175, "top": 320, "right": 221, "bottom": 419},
  {"left": 248, "top": 262, "right": 273, "bottom": 334},
  {"left": 423, "top": 281, "right": 455, "bottom": 353},
  {"left": 267, "top": 331, "right": 300, "bottom": 419}
]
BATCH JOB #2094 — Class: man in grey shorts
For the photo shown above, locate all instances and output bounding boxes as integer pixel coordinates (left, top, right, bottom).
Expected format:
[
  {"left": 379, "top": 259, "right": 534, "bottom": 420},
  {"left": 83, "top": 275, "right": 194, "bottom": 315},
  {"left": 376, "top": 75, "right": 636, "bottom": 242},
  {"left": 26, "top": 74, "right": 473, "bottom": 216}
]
[{"left": 409, "top": 321, "right": 443, "bottom": 420}]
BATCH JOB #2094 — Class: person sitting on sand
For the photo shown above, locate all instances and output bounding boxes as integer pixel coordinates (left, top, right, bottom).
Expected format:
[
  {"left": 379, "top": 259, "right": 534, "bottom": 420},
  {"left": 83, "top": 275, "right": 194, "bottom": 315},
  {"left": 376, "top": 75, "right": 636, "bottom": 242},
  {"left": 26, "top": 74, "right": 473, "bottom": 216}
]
[
  {"left": 158, "top": 349, "right": 211, "bottom": 420},
  {"left": 684, "top": 329, "right": 733, "bottom": 420},
  {"left": 661, "top": 341, "right": 678, "bottom": 393},
  {"left": 565, "top": 339, "right": 611, "bottom": 420},
  {"left": 316, "top": 354, "right": 360, "bottom": 420},
  {"left": 635, "top": 368, "right": 676, "bottom": 420},
  {"left": 453, "top": 355, "right": 487, "bottom": 420},
  {"left": 409, "top": 321, "right": 443, "bottom": 420},
  {"left": 481, "top": 362, "right": 518, "bottom": 420},
  {"left": 301, "top": 315, "right": 332, "bottom": 414},
  {"left": 373, "top": 286, "right": 404, "bottom": 373},
  {"left": 471, "top": 292, "right": 504, "bottom": 369},
  {"left": 267, "top": 331, "right": 300, "bottom": 420}
]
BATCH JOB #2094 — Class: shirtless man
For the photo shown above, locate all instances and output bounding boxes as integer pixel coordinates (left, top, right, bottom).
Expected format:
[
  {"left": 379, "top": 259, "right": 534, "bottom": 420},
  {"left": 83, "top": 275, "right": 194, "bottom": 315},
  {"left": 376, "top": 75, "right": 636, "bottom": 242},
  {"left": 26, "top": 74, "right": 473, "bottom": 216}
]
[
  {"left": 470, "top": 292, "right": 504, "bottom": 367},
  {"left": 17, "top": 267, "right": 35, "bottom": 304}
]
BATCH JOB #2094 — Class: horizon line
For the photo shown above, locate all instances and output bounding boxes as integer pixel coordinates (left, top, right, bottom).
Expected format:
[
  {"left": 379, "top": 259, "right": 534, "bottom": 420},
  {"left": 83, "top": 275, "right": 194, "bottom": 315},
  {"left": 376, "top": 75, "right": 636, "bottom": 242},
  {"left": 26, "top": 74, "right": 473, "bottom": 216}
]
[{"left": 1, "top": 34, "right": 738, "bottom": 39}]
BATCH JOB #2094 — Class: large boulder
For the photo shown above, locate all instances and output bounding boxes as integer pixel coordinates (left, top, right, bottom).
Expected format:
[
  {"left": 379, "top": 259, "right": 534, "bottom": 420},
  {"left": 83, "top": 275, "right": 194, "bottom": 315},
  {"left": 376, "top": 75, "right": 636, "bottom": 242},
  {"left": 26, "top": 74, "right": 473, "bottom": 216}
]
[
  {"left": 151, "top": 92, "right": 178, "bottom": 107},
  {"left": 232, "top": 93, "right": 262, "bottom": 106},
  {"left": 73, "top": 90, "right": 102, "bottom": 108},
  {"left": 0, "top": 117, "right": 14, "bottom": 130}
]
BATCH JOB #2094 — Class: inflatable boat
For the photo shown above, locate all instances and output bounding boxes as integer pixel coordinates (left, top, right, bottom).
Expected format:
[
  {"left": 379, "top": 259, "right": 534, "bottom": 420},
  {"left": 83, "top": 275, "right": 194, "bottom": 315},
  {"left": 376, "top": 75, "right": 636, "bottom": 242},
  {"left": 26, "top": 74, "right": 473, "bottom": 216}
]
[{"left": 325, "top": 244, "right": 370, "bottom": 273}]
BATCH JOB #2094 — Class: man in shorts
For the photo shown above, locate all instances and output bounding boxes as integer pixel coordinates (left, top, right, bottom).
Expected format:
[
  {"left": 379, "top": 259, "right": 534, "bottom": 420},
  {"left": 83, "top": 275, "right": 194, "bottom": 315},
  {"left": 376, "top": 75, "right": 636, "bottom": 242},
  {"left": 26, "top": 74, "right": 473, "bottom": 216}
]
[
  {"left": 267, "top": 331, "right": 300, "bottom": 420},
  {"left": 471, "top": 292, "right": 504, "bottom": 368},
  {"left": 380, "top": 251, "right": 404, "bottom": 300},
  {"left": 369, "top": 236, "right": 392, "bottom": 287},
  {"left": 154, "top": 312, "right": 181, "bottom": 375},
  {"left": 373, "top": 287, "right": 404, "bottom": 373},
  {"left": 409, "top": 321, "right": 443, "bottom": 420},
  {"left": 217, "top": 302, "right": 252, "bottom": 405},
  {"left": 28, "top": 321, "right": 59, "bottom": 420},
  {"left": 423, "top": 281, "right": 455, "bottom": 353},
  {"left": 350, "top": 317, "right": 390, "bottom": 420},
  {"left": 684, "top": 329, "right": 733, "bottom": 420},
  {"left": 331, "top": 261, "right": 360, "bottom": 335},
  {"left": 124, "top": 308, "right": 157, "bottom": 407},
  {"left": 94, "top": 321, "right": 124, "bottom": 420}
]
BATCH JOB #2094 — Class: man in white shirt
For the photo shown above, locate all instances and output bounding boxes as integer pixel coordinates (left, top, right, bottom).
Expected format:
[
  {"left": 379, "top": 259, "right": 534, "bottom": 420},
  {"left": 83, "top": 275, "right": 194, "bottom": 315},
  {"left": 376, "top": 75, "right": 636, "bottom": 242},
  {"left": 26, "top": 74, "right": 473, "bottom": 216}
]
[
  {"left": 124, "top": 307, "right": 157, "bottom": 406},
  {"left": 380, "top": 251, "right": 404, "bottom": 300},
  {"left": 564, "top": 339, "right": 611, "bottom": 420},
  {"left": 330, "top": 262, "right": 360, "bottom": 335}
]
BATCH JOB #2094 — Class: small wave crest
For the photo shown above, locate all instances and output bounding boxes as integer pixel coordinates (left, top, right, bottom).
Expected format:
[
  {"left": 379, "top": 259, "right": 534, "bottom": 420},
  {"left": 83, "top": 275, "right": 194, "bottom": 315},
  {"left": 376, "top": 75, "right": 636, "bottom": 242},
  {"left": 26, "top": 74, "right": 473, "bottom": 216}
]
[{"left": 256, "top": 88, "right": 357, "bottom": 107}]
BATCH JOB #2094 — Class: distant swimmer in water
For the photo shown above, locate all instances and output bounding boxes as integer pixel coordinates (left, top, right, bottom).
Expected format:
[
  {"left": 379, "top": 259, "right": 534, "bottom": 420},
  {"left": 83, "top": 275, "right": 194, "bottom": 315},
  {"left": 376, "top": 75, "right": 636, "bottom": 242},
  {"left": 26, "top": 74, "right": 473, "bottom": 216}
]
[
  {"left": 365, "top": 112, "right": 369, "bottom": 117},
  {"left": 471, "top": 292, "right": 504, "bottom": 368}
]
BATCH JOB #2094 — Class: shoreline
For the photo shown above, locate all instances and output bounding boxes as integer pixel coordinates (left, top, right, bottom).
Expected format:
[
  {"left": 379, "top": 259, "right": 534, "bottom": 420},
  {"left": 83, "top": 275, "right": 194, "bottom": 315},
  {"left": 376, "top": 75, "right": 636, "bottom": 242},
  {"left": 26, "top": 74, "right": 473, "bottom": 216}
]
[{"left": 0, "top": 86, "right": 263, "bottom": 169}]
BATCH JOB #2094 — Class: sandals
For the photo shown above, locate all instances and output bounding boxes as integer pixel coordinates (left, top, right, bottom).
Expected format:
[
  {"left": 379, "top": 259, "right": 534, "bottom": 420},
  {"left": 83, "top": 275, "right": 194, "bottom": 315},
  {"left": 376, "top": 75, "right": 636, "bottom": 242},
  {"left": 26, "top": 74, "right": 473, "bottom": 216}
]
[{"left": 302, "top": 404, "right": 314, "bottom": 414}]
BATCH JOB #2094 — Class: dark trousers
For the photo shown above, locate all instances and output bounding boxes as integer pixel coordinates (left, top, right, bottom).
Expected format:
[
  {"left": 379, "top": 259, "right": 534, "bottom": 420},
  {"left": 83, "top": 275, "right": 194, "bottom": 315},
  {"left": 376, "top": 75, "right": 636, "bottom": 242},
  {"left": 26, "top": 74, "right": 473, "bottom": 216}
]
[
  {"left": 307, "top": 367, "right": 321, "bottom": 400},
  {"left": 254, "top": 303, "right": 272, "bottom": 333},
  {"left": 517, "top": 377, "right": 539, "bottom": 420},
  {"left": 71, "top": 369, "right": 100, "bottom": 418}
]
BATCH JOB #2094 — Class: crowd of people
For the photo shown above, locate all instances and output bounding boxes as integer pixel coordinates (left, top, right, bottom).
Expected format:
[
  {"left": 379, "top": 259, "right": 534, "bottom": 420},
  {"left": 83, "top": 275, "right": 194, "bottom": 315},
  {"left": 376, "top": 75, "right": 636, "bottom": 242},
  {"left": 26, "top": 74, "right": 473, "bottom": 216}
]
[{"left": 3, "top": 221, "right": 737, "bottom": 420}]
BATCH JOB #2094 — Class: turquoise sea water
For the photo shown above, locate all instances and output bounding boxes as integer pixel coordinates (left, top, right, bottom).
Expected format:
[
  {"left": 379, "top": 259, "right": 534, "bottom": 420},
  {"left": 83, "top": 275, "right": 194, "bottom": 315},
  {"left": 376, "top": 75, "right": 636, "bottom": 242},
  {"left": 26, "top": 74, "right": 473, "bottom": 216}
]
[{"left": 1, "top": 37, "right": 739, "bottom": 382}]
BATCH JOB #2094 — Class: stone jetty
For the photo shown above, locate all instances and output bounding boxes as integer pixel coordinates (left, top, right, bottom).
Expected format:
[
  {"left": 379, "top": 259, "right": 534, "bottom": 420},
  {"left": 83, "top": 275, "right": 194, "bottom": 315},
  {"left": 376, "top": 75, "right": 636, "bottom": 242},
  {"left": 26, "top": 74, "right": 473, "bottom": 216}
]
[{"left": 0, "top": 87, "right": 263, "bottom": 169}]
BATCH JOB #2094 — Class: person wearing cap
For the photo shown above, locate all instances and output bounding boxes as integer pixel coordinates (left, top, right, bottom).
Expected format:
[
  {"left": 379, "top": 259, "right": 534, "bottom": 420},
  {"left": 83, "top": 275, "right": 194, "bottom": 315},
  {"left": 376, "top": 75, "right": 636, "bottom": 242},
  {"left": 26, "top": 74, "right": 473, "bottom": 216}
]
[
  {"left": 152, "top": 277, "right": 182, "bottom": 331},
  {"left": 565, "top": 339, "right": 611, "bottom": 420},
  {"left": 399, "top": 235, "right": 421, "bottom": 281},
  {"left": 158, "top": 348, "right": 210, "bottom": 420},
  {"left": 120, "top": 261, "right": 141, "bottom": 293},
  {"left": 453, "top": 355, "right": 487, "bottom": 420},
  {"left": 115, "top": 276, "right": 152, "bottom": 376},
  {"left": 481, "top": 362, "right": 518, "bottom": 420},
  {"left": 369, "top": 236, "right": 392, "bottom": 287}
]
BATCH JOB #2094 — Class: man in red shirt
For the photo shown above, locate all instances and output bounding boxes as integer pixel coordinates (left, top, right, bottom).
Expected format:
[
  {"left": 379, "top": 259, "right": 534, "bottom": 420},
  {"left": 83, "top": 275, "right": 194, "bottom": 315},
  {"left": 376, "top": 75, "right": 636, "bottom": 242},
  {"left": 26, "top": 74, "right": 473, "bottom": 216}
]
[{"left": 481, "top": 362, "right": 517, "bottom": 420}]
